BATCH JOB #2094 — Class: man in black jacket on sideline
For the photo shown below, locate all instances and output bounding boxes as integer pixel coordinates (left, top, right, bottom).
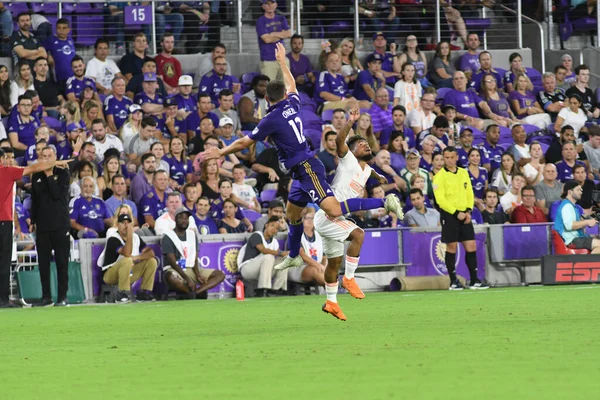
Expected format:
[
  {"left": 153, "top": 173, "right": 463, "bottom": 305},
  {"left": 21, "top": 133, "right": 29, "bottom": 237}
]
[{"left": 31, "top": 146, "right": 71, "bottom": 307}]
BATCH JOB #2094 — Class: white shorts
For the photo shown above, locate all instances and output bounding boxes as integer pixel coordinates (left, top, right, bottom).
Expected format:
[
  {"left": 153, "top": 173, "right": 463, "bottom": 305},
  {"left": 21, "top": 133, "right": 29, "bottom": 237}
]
[
  {"left": 288, "top": 265, "right": 307, "bottom": 283},
  {"left": 314, "top": 209, "right": 361, "bottom": 258}
]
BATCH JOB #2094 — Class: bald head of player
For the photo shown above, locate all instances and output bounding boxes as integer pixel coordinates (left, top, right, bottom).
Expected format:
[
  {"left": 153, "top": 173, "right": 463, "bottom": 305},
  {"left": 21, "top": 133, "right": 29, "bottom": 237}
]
[
  {"left": 347, "top": 135, "right": 374, "bottom": 162},
  {"left": 265, "top": 80, "right": 287, "bottom": 106}
]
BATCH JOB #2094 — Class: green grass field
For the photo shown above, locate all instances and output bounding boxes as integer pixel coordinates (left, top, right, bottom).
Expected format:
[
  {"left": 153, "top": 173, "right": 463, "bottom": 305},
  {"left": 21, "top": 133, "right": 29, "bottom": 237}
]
[{"left": 1, "top": 286, "right": 599, "bottom": 400}]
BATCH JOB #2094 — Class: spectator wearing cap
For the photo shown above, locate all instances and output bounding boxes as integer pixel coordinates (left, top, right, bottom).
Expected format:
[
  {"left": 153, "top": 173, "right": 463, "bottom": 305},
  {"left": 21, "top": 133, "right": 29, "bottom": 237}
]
[
  {"left": 256, "top": 0, "right": 292, "bottom": 82},
  {"left": 561, "top": 54, "right": 576, "bottom": 86},
  {"left": 125, "top": 116, "right": 159, "bottom": 166},
  {"left": 99, "top": 212, "right": 157, "bottom": 303},
  {"left": 7, "top": 94, "right": 40, "bottom": 153},
  {"left": 193, "top": 196, "right": 219, "bottom": 235},
  {"left": 134, "top": 72, "right": 165, "bottom": 126},
  {"left": 88, "top": 119, "right": 124, "bottom": 164},
  {"left": 213, "top": 89, "right": 242, "bottom": 137},
  {"left": 86, "top": 38, "right": 124, "bottom": 96},
  {"left": 199, "top": 55, "right": 240, "bottom": 108},
  {"left": 238, "top": 215, "right": 288, "bottom": 297},
  {"left": 43, "top": 18, "right": 76, "bottom": 87},
  {"left": 238, "top": 74, "right": 269, "bottom": 130},
  {"left": 11, "top": 12, "right": 47, "bottom": 69},
  {"left": 217, "top": 116, "right": 236, "bottom": 147},
  {"left": 118, "top": 32, "right": 148, "bottom": 80},
  {"left": 287, "top": 34, "right": 315, "bottom": 96},
  {"left": 120, "top": 104, "right": 144, "bottom": 144},
  {"left": 55, "top": 122, "right": 86, "bottom": 161},
  {"left": 105, "top": 174, "right": 138, "bottom": 223},
  {"left": 104, "top": 77, "right": 133, "bottom": 133},
  {"left": 370, "top": 31, "right": 399, "bottom": 86},
  {"left": 554, "top": 179, "right": 600, "bottom": 253},
  {"left": 161, "top": 207, "right": 225, "bottom": 299},
  {"left": 70, "top": 176, "right": 111, "bottom": 238},
  {"left": 155, "top": 32, "right": 183, "bottom": 94},
  {"left": 254, "top": 200, "right": 288, "bottom": 233},
  {"left": 138, "top": 170, "right": 169, "bottom": 232},
  {"left": 353, "top": 53, "right": 386, "bottom": 103},
  {"left": 173, "top": 75, "right": 197, "bottom": 115},
  {"left": 185, "top": 93, "right": 220, "bottom": 144},
  {"left": 443, "top": 71, "right": 504, "bottom": 131},
  {"left": 162, "top": 96, "right": 187, "bottom": 142},
  {"left": 33, "top": 57, "right": 63, "bottom": 119},
  {"left": 65, "top": 56, "right": 98, "bottom": 104},
  {"left": 399, "top": 149, "right": 433, "bottom": 196},
  {"left": 125, "top": 58, "right": 167, "bottom": 99},
  {"left": 469, "top": 51, "right": 504, "bottom": 93},
  {"left": 368, "top": 87, "right": 393, "bottom": 138}
]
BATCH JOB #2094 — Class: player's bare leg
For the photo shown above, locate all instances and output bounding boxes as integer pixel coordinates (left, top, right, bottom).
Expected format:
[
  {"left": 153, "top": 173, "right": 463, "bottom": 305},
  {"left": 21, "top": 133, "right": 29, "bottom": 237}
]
[
  {"left": 322, "top": 256, "right": 347, "bottom": 321},
  {"left": 341, "top": 228, "right": 365, "bottom": 299}
]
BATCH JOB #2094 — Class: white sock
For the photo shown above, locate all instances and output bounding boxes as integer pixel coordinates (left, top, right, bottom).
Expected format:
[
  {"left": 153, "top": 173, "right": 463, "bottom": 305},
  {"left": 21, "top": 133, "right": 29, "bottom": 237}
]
[
  {"left": 344, "top": 255, "right": 359, "bottom": 279},
  {"left": 326, "top": 282, "right": 338, "bottom": 303}
]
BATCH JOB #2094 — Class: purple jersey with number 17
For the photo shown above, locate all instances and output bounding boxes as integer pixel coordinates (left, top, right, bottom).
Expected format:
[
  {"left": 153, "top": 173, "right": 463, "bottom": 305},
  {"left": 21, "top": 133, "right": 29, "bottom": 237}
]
[
  {"left": 248, "top": 93, "right": 315, "bottom": 170},
  {"left": 248, "top": 92, "right": 333, "bottom": 206}
]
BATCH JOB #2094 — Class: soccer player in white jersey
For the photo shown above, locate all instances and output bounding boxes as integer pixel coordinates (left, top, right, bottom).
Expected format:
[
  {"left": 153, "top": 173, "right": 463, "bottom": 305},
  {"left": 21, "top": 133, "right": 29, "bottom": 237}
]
[{"left": 316, "top": 109, "right": 403, "bottom": 321}]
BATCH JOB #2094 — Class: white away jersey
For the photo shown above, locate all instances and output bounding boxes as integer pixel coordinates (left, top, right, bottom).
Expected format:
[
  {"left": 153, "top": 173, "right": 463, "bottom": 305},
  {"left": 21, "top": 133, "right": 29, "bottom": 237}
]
[{"left": 330, "top": 151, "right": 372, "bottom": 202}]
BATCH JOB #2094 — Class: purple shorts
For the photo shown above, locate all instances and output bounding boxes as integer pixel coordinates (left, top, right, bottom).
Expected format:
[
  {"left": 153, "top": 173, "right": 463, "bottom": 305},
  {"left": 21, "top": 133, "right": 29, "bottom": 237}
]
[{"left": 288, "top": 158, "right": 334, "bottom": 207}]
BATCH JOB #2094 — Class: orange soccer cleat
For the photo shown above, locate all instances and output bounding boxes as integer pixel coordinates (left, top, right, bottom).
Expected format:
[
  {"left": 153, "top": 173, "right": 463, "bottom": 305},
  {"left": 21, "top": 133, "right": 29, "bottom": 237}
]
[
  {"left": 342, "top": 277, "right": 365, "bottom": 299},
  {"left": 322, "top": 300, "right": 347, "bottom": 321}
]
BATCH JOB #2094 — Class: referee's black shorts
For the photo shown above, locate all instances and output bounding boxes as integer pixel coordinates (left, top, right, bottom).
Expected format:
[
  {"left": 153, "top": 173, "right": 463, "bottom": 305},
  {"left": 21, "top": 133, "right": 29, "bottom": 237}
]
[{"left": 440, "top": 210, "right": 475, "bottom": 244}]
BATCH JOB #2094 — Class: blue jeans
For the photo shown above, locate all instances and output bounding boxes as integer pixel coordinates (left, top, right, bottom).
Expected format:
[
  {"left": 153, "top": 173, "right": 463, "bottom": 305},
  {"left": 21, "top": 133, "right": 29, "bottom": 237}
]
[
  {"left": 0, "top": 9, "right": 13, "bottom": 56},
  {"left": 155, "top": 12, "right": 184, "bottom": 42}
]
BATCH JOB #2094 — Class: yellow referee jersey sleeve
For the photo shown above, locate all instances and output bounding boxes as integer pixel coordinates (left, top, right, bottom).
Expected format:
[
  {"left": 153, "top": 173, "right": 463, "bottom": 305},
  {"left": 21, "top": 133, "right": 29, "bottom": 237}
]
[{"left": 433, "top": 167, "right": 474, "bottom": 215}]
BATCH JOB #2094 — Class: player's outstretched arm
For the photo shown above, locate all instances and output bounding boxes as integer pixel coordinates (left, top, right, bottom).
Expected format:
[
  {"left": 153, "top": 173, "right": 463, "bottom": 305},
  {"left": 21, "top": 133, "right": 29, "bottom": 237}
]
[
  {"left": 275, "top": 42, "right": 297, "bottom": 95},
  {"left": 202, "top": 136, "right": 254, "bottom": 161},
  {"left": 336, "top": 108, "right": 360, "bottom": 158}
]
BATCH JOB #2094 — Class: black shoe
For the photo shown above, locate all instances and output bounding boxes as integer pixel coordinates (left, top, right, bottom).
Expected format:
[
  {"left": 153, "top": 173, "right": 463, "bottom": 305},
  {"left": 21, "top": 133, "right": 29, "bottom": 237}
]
[
  {"left": 177, "top": 291, "right": 196, "bottom": 300},
  {"left": 195, "top": 291, "right": 208, "bottom": 300},
  {"left": 34, "top": 298, "right": 54, "bottom": 307},
  {"left": 254, "top": 289, "right": 268, "bottom": 297},
  {"left": 268, "top": 289, "right": 288, "bottom": 297},
  {"left": 449, "top": 280, "right": 465, "bottom": 291},
  {"left": 0, "top": 300, "right": 22, "bottom": 308},
  {"left": 135, "top": 290, "right": 156, "bottom": 302},
  {"left": 117, "top": 291, "right": 131, "bottom": 303},
  {"left": 54, "top": 299, "right": 69, "bottom": 307},
  {"left": 469, "top": 280, "right": 490, "bottom": 290}
]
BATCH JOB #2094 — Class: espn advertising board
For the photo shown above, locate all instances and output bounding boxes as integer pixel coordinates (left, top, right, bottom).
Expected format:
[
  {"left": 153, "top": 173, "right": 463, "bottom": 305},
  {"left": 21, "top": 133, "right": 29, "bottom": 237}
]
[{"left": 542, "top": 255, "right": 600, "bottom": 285}]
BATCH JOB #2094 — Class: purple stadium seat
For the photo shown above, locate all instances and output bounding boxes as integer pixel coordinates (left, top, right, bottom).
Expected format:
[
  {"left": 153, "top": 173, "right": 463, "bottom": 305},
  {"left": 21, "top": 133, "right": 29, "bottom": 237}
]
[
  {"left": 464, "top": 18, "right": 492, "bottom": 32},
  {"left": 436, "top": 87, "right": 451, "bottom": 102},
  {"left": 259, "top": 189, "right": 277, "bottom": 207},
  {"left": 74, "top": 15, "right": 105, "bottom": 47},
  {"left": 326, "top": 21, "right": 351, "bottom": 35},
  {"left": 304, "top": 129, "right": 322, "bottom": 151},
  {"left": 23, "top": 196, "right": 32, "bottom": 211},
  {"left": 471, "top": 207, "right": 483, "bottom": 224},
  {"left": 243, "top": 210, "right": 262, "bottom": 224},
  {"left": 5, "top": 2, "right": 29, "bottom": 15},
  {"left": 44, "top": 116, "right": 62, "bottom": 132},
  {"left": 241, "top": 72, "right": 259, "bottom": 94},
  {"left": 499, "top": 126, "right": 512, "bottom": 138},
  {"left": 321, "top": 109, "right": 334, "bottom": 123},
  {"left": 301, "top": 110, "right": 323, "bottom": 131},
  {"left": 31, "top": 3, "right": 59, "bottom": 14},
  {"left": 558, "top": 0, "right": 597, "bottom": 44}
]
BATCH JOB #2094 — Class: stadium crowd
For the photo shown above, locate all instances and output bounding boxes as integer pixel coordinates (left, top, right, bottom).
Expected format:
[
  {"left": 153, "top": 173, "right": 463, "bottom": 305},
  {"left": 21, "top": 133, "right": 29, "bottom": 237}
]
[{"left": 2, "top": 1, "right": 600, "bottom": 301}]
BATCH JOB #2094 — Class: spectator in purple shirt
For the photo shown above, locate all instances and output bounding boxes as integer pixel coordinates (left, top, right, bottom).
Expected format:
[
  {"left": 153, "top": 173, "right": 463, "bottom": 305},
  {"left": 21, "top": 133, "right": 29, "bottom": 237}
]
[
  {"left": 65, "top": 56, "right": 99, "bottom": 105},
  {"left": 503, "top": 52, "right": 528, "bottom": 93},
  {"left": 199, "top": 56, "right": 240, "bottom": 107},
  {"left": 43, "top": 18, "right": 75, "bottom": 87},
  {"left": 134, "top": 72, "right": 164, "bottom": 126},
  {"left": 555, "top": 141, "right": 586, "bottom": 182},
  {"left": 287, "top": 34, "right": 315, "bottom": 96},
  {"left": 443, "top": 71, "right": 504, "bottom": 131},
  {"left": 130, "top": 153, "right": 157, "bottom": 205},
  {"left": 457, "top": 33, "right": 480, "bottom": 79},
  {"left": 7, "top": 94, "right": 40, "bottom": 153},
  {"left": 256, "top": 0, "right": 292, "bottom": 81},
  {"left": 104, "top": 76, "right": 133, "bottom": 133},
  {"left": 368, "top": 87, "right": 393, "bottom": 137},
  {"left": 315, "top": 52, "right": 363, "bottom": 111},
  {"left": 470, "top": 51, "right": 504, "bottom": 93},
  {"left": 370, "top": 32, "right": 399, "bottom": 86},
  {"left": 381, "top": 105, "right": 416, "bottom": 149},
  {"left": 353, "top": 53, "right": 386, "bottom": 103},
  {"left": 508, "top": 73, "right": 552, "bottom": 129}
]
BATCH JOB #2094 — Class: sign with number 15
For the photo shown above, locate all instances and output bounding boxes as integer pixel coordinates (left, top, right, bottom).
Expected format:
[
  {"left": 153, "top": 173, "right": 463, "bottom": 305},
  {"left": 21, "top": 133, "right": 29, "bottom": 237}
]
[{"left": 124, "top": 5, "right": 152, "bottom": 25}]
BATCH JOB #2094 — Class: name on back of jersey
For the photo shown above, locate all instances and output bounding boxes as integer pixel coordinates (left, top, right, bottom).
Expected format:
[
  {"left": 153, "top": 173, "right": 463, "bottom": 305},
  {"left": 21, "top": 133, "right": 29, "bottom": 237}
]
[{"left": 282, "top": 108, "right": 297, "bottom": 119}]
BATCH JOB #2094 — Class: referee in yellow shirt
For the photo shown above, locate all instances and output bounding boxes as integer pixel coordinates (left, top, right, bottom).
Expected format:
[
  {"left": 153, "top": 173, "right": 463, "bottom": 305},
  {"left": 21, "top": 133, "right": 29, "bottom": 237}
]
[{"left": 433, "top": 147, "right": 488, "bottom": 290}]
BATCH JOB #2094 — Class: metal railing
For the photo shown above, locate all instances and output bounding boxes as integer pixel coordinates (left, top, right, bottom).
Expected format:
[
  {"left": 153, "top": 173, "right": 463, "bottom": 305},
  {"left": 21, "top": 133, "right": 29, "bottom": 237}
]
[{"left": 3, "top": 1, "right": 538, "bottom": 56}]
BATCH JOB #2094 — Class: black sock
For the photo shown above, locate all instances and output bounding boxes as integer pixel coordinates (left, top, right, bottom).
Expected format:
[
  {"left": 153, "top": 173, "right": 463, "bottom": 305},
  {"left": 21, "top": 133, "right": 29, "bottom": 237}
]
[
  {"left": 445, "top": 252, "right": 457, "bottom": 282},
  {"left": 466, "top": 251, "right": 478, "bottom": 284}
]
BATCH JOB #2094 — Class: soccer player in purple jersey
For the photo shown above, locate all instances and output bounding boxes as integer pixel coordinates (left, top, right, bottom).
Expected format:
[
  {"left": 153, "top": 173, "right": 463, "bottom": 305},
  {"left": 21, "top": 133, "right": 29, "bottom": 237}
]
[{"left": 203, "top": 43, "right": 403, "bottom": 271}]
